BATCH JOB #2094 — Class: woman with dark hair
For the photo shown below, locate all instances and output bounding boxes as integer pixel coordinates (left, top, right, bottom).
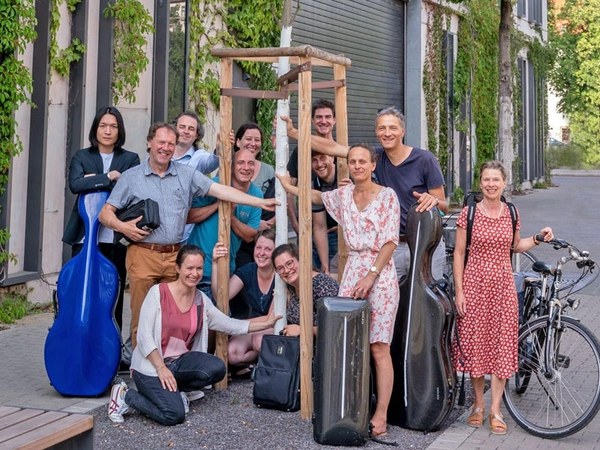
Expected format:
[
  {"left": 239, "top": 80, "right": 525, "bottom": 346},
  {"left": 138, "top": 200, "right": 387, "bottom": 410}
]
[
  {"left": 271, "top": 243, "right": 339, "bottom": 337},
  {"left": 108, "top": 244, "right": 280, "bottom": 426},
  {"left": 233, "top": 123, "right": 274, "bottom": 194},
  {"left": 212, "top": 229, "right": 276, "bottom": 371},
  {"left": 62, "top": 106, "right": 140, "bottom": 335}
]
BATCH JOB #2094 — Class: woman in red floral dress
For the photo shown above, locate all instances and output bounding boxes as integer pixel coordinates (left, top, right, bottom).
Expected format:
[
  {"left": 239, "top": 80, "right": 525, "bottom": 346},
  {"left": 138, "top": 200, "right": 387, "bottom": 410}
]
[{"left": 452, "top": 161, "right": 553, "bottom": 435}]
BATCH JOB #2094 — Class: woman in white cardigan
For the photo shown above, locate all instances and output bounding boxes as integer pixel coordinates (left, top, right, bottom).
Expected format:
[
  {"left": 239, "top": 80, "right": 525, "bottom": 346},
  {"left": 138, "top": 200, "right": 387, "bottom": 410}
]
[{"left": 108, "top": 245, "right": 279, "bottom": 426}]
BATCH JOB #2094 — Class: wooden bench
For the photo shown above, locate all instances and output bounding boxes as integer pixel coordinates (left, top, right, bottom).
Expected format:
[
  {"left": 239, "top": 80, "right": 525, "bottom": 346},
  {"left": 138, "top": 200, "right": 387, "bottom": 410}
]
[{"left": 0, "top": 406, "right": 93, "bottom": 450}]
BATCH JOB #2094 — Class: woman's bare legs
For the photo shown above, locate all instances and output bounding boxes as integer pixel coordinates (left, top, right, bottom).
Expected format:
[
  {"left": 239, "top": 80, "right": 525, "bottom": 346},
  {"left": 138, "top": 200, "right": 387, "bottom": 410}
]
[{"left": 370, "top": 342, "right": 393, "bottom": 436}]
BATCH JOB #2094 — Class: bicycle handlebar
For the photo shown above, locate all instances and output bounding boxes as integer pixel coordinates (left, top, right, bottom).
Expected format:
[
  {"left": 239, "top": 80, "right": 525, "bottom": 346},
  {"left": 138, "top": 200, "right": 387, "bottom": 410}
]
[{"left": 535, "top": 235, "right": 596, "bottom": 269}]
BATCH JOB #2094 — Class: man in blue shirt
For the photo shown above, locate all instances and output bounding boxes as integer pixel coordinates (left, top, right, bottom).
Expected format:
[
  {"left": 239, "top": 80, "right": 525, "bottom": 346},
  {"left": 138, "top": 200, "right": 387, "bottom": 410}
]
[{"left": 187, "top": 149, "right": 263, "bottom": 299}]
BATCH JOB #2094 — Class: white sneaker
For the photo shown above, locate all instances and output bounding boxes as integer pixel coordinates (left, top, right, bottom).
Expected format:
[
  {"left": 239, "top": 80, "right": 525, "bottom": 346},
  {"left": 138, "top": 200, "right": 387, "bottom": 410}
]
[
  {"left": 186, "top": 390, "right": 205, "bottom": 401},
  {"left": 180, "top": 392, "right": 190, "bottom": 414},
  {"left": 108, "top": 382, "right": 130, "bottom": 423}
]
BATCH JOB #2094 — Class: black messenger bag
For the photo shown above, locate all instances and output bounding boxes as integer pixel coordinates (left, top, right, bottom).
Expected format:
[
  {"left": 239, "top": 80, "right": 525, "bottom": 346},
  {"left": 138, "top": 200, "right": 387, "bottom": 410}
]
[
  {"left": 252, "top": 334, "right": 300, "bottom": 412},
  {"left": 113, "top": 199, "right": 160, "bottom": 247}
]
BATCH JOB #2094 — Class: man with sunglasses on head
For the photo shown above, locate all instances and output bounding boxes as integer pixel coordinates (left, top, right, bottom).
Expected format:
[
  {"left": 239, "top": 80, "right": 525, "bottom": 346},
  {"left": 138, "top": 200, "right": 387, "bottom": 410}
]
[
  {"left": 282, "top": 106, "right": 448, "bottom": 280},
  {"left": 172, "top": 111, "right": 220, "bottom": 244}
]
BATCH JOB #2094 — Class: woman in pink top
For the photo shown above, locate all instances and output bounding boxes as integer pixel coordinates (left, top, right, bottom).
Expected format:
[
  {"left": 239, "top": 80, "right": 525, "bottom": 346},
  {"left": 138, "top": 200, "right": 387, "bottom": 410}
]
[{"left": 107, "top": 245, "right": 279, "bottom": 426}]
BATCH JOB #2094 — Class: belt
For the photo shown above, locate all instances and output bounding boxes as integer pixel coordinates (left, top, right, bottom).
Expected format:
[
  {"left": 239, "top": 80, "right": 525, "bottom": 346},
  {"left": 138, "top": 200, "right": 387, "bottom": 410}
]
[
  {"left": 398, "top": 234, "right": 407, "bottom": 243},
  {"left": 134, "top": 242, "right": 181, "bottom": 253}
]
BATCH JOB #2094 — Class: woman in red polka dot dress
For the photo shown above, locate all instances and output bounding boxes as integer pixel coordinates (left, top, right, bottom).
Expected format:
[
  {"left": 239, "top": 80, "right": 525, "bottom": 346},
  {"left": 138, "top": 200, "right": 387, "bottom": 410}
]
[{"left": 452, "top": 161, "right": 553, "bottom": 435}]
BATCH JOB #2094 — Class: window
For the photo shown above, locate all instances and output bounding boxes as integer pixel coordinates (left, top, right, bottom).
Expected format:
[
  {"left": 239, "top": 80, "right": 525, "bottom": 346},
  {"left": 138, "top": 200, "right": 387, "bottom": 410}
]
[{"left": 168, "top": 1, "right": 188, "bottom": 120}]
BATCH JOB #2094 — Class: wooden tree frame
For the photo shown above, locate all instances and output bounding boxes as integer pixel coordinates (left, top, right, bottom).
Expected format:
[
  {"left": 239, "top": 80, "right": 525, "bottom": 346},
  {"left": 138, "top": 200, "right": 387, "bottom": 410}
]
[{"left": 210, "top": 45, "right": 351, "bottom": 419}]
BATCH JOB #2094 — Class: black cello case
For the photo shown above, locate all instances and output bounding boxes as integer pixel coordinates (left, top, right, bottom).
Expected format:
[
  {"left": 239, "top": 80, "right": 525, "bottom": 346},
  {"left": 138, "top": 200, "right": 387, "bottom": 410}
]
[
  {"left": 313, "top": 297, "right": 371, "bottom": 446},
  {"left": 388, "top": 203, "right": 456, "bottom": 431}
]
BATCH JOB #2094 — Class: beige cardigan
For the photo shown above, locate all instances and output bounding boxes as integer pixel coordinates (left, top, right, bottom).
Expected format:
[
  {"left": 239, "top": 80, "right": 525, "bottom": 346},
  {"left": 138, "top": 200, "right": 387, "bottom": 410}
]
[{"left": 131, "top": 284, "right": 250, "bottom": 377}]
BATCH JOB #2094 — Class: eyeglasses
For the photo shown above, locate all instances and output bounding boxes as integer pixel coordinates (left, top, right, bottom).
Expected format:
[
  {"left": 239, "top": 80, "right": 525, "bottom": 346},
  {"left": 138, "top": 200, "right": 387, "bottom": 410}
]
[{"left": 275, "top": 259, "right": 296, "bottom": 274}]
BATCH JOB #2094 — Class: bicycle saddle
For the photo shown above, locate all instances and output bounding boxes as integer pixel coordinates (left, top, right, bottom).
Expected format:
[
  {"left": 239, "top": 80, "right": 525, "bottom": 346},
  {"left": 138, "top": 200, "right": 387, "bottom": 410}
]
[{"left": 532, "top": 260, "right": 555, "bottom": 275}]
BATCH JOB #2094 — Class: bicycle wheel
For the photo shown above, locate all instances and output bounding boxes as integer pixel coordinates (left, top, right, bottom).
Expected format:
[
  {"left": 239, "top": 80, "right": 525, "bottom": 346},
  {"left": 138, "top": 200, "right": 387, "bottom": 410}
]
[
  {"left": 503, "top": 316, "right": 600, "bottom": 438},
  {"left": 512, "top": 250, "right": 538, "bottom": 272},
  {"left": 514, "top": 332, "right": 535, "bottom": 394}
]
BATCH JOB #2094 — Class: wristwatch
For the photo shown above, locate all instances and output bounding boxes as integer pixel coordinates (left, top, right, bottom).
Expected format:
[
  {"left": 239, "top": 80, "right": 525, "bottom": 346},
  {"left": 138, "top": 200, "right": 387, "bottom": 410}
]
[{"left": 369, "top": 266, "right": 380, "bottom": 276}]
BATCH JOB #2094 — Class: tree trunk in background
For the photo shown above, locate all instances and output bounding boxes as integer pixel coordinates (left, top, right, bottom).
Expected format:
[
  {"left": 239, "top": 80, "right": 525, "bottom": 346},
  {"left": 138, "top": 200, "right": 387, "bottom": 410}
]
[
  {"left": 498, "top": 0, "right": 514, "bottom": 197},
  {"left": 273, "top": 0, "right": 295, "bottom": 334}
]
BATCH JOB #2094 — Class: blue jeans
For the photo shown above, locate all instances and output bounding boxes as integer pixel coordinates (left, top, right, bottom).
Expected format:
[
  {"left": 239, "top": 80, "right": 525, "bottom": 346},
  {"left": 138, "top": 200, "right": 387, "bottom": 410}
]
[
  {"left": 312, "top": 231, "right": 338, "bottom": 271},
  {"left": 125, "top": 351, "right": 226, "bottom": 426}
]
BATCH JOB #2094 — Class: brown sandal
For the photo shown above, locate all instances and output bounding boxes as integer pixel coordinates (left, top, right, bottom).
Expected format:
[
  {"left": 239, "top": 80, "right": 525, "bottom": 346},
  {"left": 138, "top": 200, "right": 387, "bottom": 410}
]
[
  {"left": 467, "top": 407, "right": 485, "bottom": 428},
  {"left": 489, "top": 413, "right": 507, "bottom": 435}
]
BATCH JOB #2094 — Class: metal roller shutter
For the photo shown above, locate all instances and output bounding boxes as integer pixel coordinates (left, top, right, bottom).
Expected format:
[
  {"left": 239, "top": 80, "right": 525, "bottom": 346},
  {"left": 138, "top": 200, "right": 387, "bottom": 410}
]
[{"left": 291, "top": 0, "right": 405, "bottom": 145}]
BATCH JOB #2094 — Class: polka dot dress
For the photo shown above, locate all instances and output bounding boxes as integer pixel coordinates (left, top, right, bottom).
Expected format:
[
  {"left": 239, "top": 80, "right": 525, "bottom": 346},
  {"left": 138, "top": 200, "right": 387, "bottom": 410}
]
[{"left": 452, "top": 204, "right": 520, "bottom": 379}]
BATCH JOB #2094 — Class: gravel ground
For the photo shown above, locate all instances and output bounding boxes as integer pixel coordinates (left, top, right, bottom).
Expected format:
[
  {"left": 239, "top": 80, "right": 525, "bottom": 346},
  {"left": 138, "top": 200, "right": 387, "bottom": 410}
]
[{"left": 93, "top": 378, "right": 474, "bottom": 450}]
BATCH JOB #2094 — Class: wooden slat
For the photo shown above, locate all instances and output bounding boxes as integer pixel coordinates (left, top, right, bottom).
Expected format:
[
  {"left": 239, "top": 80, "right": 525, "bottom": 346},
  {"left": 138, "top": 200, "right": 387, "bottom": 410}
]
[
  {"left": 3, "top": 413, "right": 93, "bottom": 450},
  {"left": 0, "top": 410, "right": 44, "bottom": 432},
  {"left": 215, "top": 56, "right": 233, "bottom": 390},
  {"left": 212, "top": 55, "right": 335, "bottom": 67},
  {"left": 334, "top": 64, "right": 349, "bottom": 279},
  {"left": 0, "top": 407, "right": 21, "bottom": 420},
  {"left": 220, "top": 80, "right": 345, "bottom": 100},
  {"left": 211, "top": 45, "right": 352, "bottom": 68},
  {"left": 297, "top": 56, "right": 314, "bottom": 421},
  {"left": 0, "top": 411, "right": 68, "bottom": 443}
]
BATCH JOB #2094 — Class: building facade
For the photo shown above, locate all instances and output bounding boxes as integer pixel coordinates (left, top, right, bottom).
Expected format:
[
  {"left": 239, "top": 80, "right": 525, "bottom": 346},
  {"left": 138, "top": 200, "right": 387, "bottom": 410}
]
[{"left": 1, "top": 0, "right": 548, "bottom": 298}]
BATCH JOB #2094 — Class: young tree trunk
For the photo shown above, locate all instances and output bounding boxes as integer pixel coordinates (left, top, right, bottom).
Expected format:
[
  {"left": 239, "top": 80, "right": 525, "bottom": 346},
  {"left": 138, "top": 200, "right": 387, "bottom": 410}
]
[
  {"left": 498, "top": 0, "right": 514, "bottom": 197},
  {"left": 273, "top": 0, "right": 295, "bottom": 334}
]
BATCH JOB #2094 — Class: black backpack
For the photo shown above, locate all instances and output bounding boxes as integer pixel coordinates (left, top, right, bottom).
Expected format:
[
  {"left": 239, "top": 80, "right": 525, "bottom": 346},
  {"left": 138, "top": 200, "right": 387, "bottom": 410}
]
[{"left": 463, "top": 192, "right": 518, "bottom": 265}]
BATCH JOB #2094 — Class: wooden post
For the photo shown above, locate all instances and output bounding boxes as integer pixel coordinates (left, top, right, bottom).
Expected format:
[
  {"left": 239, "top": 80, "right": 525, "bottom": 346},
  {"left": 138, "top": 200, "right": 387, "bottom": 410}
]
[
  {"left": 333, "top": 64, "right": 349, "bottom": 278},
  {"left": 215, "top": 57, "right": 233, "bottom": 390},
  {"left": 297, "top": 56, "right": 314, "bottom": 419}
]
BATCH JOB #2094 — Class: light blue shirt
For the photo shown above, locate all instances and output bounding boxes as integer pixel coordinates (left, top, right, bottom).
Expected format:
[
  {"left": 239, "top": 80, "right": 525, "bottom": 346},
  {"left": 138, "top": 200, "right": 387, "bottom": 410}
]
[
  {"left": 187, "top": 177, "right": 262, "bottom": 278},
  {"left": 173, "top": 146, "right": 219, "bottom": 174}
]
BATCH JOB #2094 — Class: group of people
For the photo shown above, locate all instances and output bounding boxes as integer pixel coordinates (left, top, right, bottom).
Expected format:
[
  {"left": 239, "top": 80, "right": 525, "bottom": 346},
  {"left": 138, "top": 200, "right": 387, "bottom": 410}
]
[
  {"left": 281, "top": 104, "right": 554, "bottom": 437},
  {"left": 63, "top": 100, "right": 553, "bottom": 437}
]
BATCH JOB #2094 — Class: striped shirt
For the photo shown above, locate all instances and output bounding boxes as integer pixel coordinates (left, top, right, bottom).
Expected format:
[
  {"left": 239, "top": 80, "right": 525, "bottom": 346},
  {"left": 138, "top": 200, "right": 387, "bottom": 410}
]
[{"left": 107, "top": 158, "right": 213, "bottom": 244}]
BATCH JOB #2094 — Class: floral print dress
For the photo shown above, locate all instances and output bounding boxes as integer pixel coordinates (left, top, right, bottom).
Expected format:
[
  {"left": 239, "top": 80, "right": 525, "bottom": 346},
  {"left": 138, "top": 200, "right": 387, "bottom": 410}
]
[{"left": 322, "top": 185, "right": 400, "bottom": 344}]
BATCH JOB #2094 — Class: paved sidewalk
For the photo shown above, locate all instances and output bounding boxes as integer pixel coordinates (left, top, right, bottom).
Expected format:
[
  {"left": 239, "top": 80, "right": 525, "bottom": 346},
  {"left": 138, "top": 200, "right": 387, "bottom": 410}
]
[
  {"left": 428, "top": 175, "right": 600, "bottom": 450},
  {"left": 0, "top": 300, "right": 132, "bottom": 415}
]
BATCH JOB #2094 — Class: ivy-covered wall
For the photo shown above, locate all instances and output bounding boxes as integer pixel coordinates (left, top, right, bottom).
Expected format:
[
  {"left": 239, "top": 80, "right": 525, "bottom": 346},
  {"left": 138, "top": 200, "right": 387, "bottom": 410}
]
[
  {"left": 188, "top": 0, "right": 281, "bottom": 164},
  {"left": 423, "top": 0, "right": 550, "bottom": 192},
  {"left": 0, "top": 1, "right": 37, "bottom": 267}
]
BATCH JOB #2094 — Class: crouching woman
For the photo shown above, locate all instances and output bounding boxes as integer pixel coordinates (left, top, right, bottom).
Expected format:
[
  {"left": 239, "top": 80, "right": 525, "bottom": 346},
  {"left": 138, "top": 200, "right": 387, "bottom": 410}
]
[{"left": 108, "top": 244, "right": 280, "bottom": 425}]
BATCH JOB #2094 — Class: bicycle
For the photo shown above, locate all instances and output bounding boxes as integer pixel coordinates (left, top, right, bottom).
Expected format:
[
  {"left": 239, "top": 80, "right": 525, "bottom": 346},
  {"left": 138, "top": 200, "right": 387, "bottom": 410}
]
[{"left": 503, "top": 236, "right": 600, "bottom": 439}]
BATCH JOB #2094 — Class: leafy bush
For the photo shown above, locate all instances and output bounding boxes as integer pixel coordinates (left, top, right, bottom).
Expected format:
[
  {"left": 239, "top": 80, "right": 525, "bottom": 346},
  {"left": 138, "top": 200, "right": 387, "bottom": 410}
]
[
  {"left": 546, "top": 143, "right": 586, "bottom": 170},
  {"left": 0, "top": 293, "right": 29, "bottom": 324}
]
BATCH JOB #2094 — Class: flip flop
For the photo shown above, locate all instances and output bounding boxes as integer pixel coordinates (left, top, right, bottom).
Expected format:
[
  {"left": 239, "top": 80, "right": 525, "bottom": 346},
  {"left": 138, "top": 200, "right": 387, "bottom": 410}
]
[{"left": 489, "top": 413, "right": 507, "bottom": 435}]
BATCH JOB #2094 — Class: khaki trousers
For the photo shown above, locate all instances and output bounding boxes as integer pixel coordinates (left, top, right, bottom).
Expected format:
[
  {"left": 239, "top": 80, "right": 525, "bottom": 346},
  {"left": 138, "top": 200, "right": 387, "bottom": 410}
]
[{"left": 126, "top": 245, "right": 177, "bottom": 349}]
